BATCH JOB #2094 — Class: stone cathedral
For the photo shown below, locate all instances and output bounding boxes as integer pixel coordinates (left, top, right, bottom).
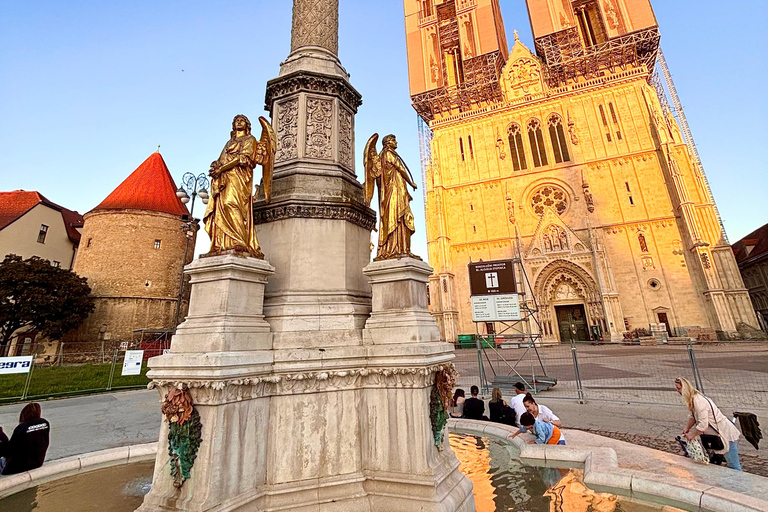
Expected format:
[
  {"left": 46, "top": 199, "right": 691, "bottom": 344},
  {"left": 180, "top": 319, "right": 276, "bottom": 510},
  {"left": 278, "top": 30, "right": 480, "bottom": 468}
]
[{"left": 404, "top": 0, "right": 759, "bottom": 342}]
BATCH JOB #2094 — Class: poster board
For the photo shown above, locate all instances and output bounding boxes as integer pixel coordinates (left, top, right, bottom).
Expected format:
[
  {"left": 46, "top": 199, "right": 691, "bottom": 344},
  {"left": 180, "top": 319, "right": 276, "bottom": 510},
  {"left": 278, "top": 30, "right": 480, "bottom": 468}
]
[
  {"left": 121, "top": 350, "right": 144, "bottom": 376},
  {"left": 471, "top": 294, "right": 521, "bottom": 322},
  {"left": 0, "top": 356, "right": 33, "bottom": 375}
]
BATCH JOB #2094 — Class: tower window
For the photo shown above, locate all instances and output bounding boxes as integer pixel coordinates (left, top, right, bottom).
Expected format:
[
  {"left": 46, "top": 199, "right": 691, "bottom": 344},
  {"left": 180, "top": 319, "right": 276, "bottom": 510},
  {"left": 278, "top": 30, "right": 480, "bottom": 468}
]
[
  {"left": 599, "top": 105, "right": 608, "bottom": 126},
  {"left": 473, "top": 225, "right": 477, "bottom": 233},
  {"left": 467, "top": 135, "right": 474, "bottom": 159},
  {"left": 87, "top": 238, "right": 92, "bottom": 248},
  {"left": 154, "top": 239, "right": 162, "bottom": 249},
  {"left": 459, "top": 137, "right": 465, "bottom": 161},
  {"left": 606, "top": 132, "right": 612, "bottom": 142},
  {"left": 638, "top": 234, "right": 649, "bottom": 253},
  {"left": 527, "top": 119, "right": 548, "bottom": 168},
  {"left": 52, "top": 261, "right": 60, "bottom": 268},
  {"left": 625, "top": 182, "right": 631, "bottom": 192},
  {"left": 629, "top": 196, "right": 634, "bottom": 205},
  {"left": 37, "top": 224, "right": 48, "bottom": 244},
  {"left": 507, "top": 124, "right": 528, "bottom": 171},
  {"left": 609, "top": 103, "right": 619, "bottom": 124},
  {"left": 548, "top": 114, "right": 571, "bottom": 164},
  {"left": 470, "top": 204, "right": 474, "bottom": 211}
]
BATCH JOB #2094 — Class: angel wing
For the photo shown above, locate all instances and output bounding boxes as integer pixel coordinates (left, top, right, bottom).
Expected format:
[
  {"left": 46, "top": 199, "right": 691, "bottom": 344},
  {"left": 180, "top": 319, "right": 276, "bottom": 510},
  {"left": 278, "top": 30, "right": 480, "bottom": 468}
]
[
  {"left": 258, "top": 116, "right": 277, "bottom": 204},
  {"left": 363, "top": 133, "right": 380, "bottom": 207}
]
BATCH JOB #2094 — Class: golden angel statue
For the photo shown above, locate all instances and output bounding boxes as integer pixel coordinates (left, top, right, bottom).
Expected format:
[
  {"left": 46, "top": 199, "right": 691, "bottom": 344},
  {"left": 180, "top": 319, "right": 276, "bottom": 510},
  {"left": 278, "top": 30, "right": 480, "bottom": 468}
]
[
  {"left": 203, "top": 114, "right": 276, "bottom": 259},
  {"left": 364, "top": 134, "right": 418, "bottom": 260}
]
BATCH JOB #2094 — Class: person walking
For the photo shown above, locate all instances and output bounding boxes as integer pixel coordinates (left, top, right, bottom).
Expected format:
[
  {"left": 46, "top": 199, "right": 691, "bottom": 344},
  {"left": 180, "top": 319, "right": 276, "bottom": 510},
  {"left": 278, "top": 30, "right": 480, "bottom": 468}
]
[
  {"left": 675, "top": 377, "right": 742, "bottom": 471},
  {"left": 0, "top": 403, "right": 50, "bottom": 475},
  {"left": 522, "top": 393, "right": 562, "bottom": 427},
  {"left": 450, "top": 388, "right": 466, "bottom": 418},
  {"left": 488, "top": 388, "right": 516, "bottom": 426},
  {"left": 463, "top": 385, "right": 487, "bottom": 420}
]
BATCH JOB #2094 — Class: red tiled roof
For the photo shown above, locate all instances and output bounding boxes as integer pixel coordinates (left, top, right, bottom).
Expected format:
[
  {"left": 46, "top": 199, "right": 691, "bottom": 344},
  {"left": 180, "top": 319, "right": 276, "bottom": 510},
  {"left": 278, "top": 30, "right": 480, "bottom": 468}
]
[
  {"left": 0, "top": 190, "right": 84, "bottom": 243},
  {"left": 92, "top": 152, "right": 189, "bottom": 217},
  {"left": 732, "top": 223, "right": 768, "bottom": 266}
]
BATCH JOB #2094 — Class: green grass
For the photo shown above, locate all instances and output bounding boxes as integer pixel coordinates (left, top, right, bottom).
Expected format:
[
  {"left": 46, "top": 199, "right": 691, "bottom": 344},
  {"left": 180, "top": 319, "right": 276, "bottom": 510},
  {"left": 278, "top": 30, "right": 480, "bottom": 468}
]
[{"left": 0, "top": 362, "right": 150, "bottom": 403}]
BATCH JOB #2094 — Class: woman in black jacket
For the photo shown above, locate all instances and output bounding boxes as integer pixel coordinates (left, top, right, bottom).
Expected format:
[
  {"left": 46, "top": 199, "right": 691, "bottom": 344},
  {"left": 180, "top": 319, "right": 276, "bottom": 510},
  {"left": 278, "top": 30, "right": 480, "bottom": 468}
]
[
  {"left": 488, "top": 387, "right": 516, "bottom": 426},
  {"left": 0, "top": 402, "right": 50, "bottom": 475}
]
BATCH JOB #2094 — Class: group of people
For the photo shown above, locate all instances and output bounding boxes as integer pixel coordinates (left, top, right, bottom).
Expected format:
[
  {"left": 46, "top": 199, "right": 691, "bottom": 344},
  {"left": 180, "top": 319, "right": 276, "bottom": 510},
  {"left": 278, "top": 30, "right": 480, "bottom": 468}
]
[
  {"left": 450, "top": 382, "right": 565, "bottom": 445},
  {"left": 449, "top": 377, "right": 746, "bottom": 471},
  {"left": 0, "top": 402, "right": 50, "bottom": 476}
]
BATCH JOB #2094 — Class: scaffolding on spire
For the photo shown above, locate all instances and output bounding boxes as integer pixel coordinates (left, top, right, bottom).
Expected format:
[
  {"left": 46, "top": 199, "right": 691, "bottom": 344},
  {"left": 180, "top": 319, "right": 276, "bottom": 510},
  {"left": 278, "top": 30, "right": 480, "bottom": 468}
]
[
  {"left": 417, "top": 115, "right": 433, "bottom": 205},
  {"left": 654, "top": 48, "right": 728, "bottom": 243}
]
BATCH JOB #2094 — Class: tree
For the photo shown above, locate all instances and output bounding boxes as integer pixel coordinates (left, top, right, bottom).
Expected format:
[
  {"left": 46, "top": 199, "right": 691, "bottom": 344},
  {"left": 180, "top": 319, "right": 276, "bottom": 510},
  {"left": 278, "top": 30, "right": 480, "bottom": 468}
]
[{"left": 0, "top": 255, "right": 95, "bottom": 356}]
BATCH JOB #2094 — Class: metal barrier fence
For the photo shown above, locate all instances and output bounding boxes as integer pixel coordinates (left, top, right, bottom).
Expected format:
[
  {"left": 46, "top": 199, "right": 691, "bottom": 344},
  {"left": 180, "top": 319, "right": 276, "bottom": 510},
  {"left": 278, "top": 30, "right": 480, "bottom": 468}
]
[
  {"left": 0, "top": 349, "right": 157, "bottom": 404},
  {"left": 453, "top": 340, "right": 768, "bottom": 411}
]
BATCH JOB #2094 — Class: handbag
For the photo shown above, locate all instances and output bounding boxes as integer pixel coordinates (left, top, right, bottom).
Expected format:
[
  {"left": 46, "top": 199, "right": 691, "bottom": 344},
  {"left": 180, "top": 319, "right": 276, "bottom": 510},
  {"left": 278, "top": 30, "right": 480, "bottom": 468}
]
[
  {"left": 699, "top": 398, "right": 725, "bottom": 451},
  {"left": 677, "top": 435, "right": 709, "bottom": 464}
]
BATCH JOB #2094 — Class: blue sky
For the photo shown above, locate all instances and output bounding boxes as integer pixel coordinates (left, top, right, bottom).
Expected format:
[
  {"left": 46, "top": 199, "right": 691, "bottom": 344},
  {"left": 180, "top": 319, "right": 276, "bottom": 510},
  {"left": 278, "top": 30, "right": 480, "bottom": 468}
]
[{"left": 1, "top": 1, "right": 766, "bottom": 258}]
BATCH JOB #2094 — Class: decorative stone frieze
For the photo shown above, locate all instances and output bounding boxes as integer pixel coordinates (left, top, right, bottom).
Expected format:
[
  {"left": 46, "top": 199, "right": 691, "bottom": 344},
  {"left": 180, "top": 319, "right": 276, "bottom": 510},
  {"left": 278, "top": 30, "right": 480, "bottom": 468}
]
[
  {"left": 305, "top": 97, "right": 333, "bottom": 159},
  {"left": 253, "top": 202, "right": 376, "bottom": 231},
  {"left": 265, "top": 71, "right": 362, "bottom": 113},
  {"left": 275, "top": 98, "right": 299, "bottom": 162},
  {"left": 149, "top": 363, "right": 453, "bottom": 405}
]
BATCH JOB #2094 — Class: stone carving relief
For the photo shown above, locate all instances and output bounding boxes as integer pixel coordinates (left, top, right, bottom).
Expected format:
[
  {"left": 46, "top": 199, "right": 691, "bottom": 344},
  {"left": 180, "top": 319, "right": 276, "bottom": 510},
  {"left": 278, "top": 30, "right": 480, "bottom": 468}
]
[
  {"left": 567, "top": 111, "right": 579, "bottom": 145},
  {"left": 642, "top": 256, "right": 655, "bottom": 271},
  {"left": 265, "top": 74, "right": 362, "bottom": 113},
  {"left": 149, "top": 363, "right": 454, "bottom": 405},
  {"left": 672, "top": 240, "right": 686, "bottom": 267},
  {"left": 276, "top": 98, "right": 299, "bottom": 162},
  {"left": 306, "top": 98, "right": 333, "bottom": 160},
  {"left": 338, "top": 107, "right": 353, "bottom": 168},
  {"left": 506, "top": 58, "right": 543, "bottom": 97},
  {"left": 253, "top": 203, "right": 377, "bottom": 231},
  {"left": 700, "top": 251, "right": 712, "bottom": 270},
  {"left": 290, "top": 0, "right": 339, "bottom": 55},
  {"left": 543, "top": 225, "right": 569, "bottom": 253},
  {"left": 496, "top": 128, "right": 507, "bottom": 160},
  {"left": 554, "top": 280, "right": 582, "bottom": 301},
  {"left": 603, "top": 0, "right": 620, "bottom": 30}
]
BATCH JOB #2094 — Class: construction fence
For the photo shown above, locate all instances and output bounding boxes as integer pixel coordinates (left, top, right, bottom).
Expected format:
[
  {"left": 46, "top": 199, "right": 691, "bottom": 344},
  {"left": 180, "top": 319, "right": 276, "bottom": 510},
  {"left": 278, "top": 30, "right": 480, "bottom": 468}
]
[
  {"left": 0, "top": 348, "right": 160, "bottom": 404},
  {"left": 453, "top": 339, "right": 768, "bottom": 411}
]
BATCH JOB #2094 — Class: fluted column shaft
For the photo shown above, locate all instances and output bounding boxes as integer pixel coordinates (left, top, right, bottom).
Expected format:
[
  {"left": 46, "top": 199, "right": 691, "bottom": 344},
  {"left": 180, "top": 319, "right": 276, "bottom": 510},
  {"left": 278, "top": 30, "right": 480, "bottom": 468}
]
[{"left": 290, "top": 0, "right": 339, "bottom": 55}]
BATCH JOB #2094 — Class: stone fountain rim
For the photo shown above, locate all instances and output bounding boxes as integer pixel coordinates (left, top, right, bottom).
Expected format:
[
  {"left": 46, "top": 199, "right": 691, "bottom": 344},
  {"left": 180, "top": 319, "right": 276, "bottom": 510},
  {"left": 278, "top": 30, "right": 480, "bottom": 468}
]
[
  {"left": 0, "top": 442, "right": 157, "bottom": 500},
  {"left": 448, "top": 418, "right": 768, "bottom": 512}
]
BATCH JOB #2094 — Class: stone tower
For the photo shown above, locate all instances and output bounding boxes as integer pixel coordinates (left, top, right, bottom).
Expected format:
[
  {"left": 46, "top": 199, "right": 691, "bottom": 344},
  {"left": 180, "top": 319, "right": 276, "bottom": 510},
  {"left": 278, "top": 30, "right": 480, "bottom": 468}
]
[
  {"left": 72, "top": 152, "right": 194, "bottom": 345},
  {"left": 405, "top": 0, "right": 759, "bottom": 341}
]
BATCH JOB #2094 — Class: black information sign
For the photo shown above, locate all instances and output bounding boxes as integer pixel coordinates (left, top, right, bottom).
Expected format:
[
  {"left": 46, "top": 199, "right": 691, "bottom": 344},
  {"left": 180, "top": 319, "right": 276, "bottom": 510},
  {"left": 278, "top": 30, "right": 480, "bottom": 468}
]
[{"left": 468, "top": 260, "right": 516, "bottom": 296}]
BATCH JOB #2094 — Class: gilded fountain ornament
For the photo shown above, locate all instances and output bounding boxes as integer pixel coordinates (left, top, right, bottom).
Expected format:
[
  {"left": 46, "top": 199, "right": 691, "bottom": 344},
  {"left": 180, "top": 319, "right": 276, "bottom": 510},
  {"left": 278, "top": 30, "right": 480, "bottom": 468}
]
[
  {"left": 203, "top": 114, "right": 276, "bottom": 259},
  {"left": 363, "top": 134, "right": 418, "bottom": 260}
]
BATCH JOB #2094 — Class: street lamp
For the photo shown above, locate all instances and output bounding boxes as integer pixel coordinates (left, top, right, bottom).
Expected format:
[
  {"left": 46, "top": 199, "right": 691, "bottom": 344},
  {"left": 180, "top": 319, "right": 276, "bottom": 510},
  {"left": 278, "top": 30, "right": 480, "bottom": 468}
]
[{"left": 173, "top": 173, "right": 210, "bottom": 331}]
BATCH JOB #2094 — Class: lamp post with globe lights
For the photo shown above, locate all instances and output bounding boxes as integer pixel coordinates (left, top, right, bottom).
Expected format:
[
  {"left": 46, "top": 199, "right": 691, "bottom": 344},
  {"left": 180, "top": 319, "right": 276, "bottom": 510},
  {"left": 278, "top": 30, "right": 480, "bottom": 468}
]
[{"left": 173, "top": 173, "right": 210, "bottom": 331}]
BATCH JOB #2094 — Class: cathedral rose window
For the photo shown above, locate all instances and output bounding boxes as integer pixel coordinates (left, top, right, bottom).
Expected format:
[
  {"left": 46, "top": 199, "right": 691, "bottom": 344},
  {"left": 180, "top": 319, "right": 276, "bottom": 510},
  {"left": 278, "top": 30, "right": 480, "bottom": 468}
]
[{"left": 531, "top": 185, "right": 568, "bottom": 216}]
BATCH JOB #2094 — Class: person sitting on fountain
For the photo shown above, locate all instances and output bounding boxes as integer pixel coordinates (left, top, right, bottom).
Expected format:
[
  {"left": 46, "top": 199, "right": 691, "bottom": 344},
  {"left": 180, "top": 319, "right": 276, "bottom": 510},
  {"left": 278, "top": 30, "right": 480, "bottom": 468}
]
[
  {"left": 0, "top": 403, "right": 50, "bottom": 475},
  {"left": 462, "top": 385, "right": 488, "bottom": 421},
  {"left": 511, "top": 412, "right": 565, "bottom": 445}
]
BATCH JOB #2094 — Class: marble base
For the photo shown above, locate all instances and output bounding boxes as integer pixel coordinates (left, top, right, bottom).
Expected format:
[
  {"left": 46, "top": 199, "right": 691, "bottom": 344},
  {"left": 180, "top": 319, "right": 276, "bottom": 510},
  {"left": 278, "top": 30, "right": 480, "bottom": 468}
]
[
  {"left": 363, "top": 257, "right": 442, "bottom": 344},
  {"left": 170, "top": 253, "right": 275, "bottom": 353}
]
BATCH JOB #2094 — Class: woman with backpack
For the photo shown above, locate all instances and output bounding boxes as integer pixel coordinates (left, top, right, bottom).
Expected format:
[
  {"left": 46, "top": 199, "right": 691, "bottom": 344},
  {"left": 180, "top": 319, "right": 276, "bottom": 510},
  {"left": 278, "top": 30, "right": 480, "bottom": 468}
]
[{"left": 675, "top": 377, "right": 741, "bottom": 470}]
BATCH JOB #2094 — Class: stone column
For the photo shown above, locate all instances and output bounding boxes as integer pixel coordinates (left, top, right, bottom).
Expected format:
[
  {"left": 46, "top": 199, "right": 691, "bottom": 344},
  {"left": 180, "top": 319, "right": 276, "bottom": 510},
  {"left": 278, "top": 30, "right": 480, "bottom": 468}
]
[
  {"left": 290, "top": 0, "right": 339, "bottom": 55},
  {"left": 256, "top": 0, "right": 375, "bottom": 351}
]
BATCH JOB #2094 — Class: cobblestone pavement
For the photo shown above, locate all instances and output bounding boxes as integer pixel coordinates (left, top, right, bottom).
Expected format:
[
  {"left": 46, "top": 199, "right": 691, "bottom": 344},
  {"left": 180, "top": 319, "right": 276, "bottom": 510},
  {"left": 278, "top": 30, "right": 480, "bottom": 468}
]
[{"left": 575, "top": 428, "right": 768, "bottom": 477}]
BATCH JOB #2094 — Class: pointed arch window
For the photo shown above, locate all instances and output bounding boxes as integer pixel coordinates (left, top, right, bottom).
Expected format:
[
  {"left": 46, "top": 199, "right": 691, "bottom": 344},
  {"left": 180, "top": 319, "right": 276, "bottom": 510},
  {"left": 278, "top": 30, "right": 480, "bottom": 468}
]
[
  {"left": 548, "top": 114, "right": 571, "bottom": 164},
  {"left": 527, "top": 119, "right": 548, "bottom": 167},
  {"left": 507, "top": 124, "right": 527, "bottom": 171}
]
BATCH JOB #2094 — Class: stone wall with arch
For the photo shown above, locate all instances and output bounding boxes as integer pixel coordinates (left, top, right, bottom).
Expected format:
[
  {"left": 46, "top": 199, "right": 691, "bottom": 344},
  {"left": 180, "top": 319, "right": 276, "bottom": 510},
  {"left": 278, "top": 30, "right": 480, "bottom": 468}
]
[{"left": 533, "top": 259, "right": 606, "bottom": 341}]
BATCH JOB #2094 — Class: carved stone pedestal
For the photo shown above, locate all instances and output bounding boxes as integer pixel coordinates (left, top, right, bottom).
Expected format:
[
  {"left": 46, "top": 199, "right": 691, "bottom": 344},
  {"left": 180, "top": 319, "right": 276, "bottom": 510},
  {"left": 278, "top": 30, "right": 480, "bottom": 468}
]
[
  {"left": 137, "top": 253, "right": 276, "bottom": 512},
  {"left": 363, "top": 257, "right": 441, "bottom": 345}
]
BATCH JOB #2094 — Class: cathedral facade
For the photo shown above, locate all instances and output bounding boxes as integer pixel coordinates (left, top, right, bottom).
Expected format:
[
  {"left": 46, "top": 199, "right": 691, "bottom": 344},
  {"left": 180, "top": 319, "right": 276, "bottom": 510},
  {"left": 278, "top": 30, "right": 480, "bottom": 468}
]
[{"left": 404, "top": 0, "right": 759, "bottom": 342}]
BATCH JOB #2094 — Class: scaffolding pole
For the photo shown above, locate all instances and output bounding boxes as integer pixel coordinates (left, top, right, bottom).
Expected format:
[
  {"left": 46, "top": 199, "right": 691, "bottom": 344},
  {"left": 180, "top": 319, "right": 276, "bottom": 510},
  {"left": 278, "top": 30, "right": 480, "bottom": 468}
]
[
  {"left": 656, "top": 48, "right": 728, "bottom": 243},
  {"left": 417, "top": 114, "right": 432, "bottom": 205}
]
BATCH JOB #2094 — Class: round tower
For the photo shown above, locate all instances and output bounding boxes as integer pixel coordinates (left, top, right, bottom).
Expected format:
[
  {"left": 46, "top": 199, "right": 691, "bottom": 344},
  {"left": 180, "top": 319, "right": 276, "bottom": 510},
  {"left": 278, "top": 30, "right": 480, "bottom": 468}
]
[{"left": 72, "top": 152, "right": 195, "bottom": 347}]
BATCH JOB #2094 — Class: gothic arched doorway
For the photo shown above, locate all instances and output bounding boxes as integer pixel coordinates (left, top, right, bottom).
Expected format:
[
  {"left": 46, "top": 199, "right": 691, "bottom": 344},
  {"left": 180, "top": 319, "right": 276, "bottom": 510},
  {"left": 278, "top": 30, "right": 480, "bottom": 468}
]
[{"left": 533, "top": 260, "right": 604, "bottom": 343}]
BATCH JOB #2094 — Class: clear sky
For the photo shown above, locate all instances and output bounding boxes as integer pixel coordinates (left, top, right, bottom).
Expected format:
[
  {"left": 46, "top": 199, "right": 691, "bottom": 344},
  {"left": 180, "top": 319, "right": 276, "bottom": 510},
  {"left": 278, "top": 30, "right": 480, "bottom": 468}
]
[{"left": 1, "top": 1, "right": 766, "bottom": 259}]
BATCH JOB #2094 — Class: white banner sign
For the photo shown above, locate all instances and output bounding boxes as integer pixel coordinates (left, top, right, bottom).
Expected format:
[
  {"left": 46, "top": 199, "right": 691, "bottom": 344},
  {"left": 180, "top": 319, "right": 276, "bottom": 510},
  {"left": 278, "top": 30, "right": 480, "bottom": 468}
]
[
  {"left": 0, "top": 356, "right": 34, "bottom": 375},
  {"left": 121, "top": 350, "right": 144, "bottom": 376},
  {"left": 471, "top": 294, "right": 521, "bottom": 322}
]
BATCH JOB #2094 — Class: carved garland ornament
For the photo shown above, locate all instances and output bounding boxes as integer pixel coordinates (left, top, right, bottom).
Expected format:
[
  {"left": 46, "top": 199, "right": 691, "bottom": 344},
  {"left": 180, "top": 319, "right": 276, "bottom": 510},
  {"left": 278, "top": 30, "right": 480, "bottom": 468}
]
[
  {"left": 253, "top": 203, "right": 376, "bottom": 231},
  {"left": 306, "top": 98, "right": 333, "bottom": 160},
  {"left": 149, "top": 364, "right": 455, "bottom": 405},
  {"left": 276, "top": 98, "right": 299, "bottom": 162},
  {"left": 161, "top": 388, "right": 202, "bottom": 488}
]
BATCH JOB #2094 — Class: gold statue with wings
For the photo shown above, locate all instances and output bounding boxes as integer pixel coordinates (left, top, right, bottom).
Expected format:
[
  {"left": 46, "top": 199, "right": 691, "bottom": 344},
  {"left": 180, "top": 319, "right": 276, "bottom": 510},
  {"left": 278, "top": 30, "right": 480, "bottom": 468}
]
[
  {"left": 203, "top": 114, "right": 276, "bottom": 259},
  {"left": 364, "top": 134, "right": 418, "bottom": 261}
]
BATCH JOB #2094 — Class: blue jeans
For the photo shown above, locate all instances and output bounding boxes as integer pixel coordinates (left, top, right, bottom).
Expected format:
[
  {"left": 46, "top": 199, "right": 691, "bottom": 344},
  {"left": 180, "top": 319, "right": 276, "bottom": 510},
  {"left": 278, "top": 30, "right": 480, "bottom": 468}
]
[{"left": 724, "top": 441, "right": 742, "bottom": 471}]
